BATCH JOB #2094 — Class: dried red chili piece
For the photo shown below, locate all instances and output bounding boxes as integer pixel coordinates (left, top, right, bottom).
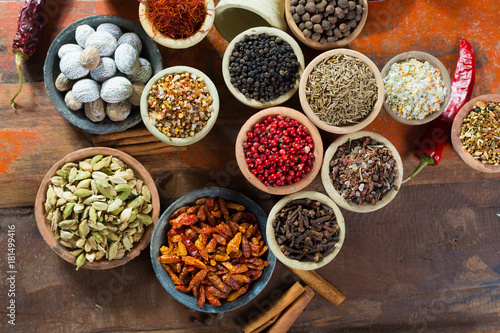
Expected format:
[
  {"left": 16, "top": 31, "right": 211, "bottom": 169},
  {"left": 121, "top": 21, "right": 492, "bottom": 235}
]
[
  {"left": 195, "top": 236, "right": 210, "bottom": 261},
  {"left": 249, "top": 241, "right": 260, "bottom": 256},
  {"left": 168, "top": 226, "right": 187, "bottom": 237},
  {"left": 224, "top": 276, "right": 241, "bottom": 291},
  {"left": 171, "top": 206, "right": 187, "bottom": 219},
  {"left": 205, "top": 205, "right": 216, "bottom": 226},
  {"left": 205, "top": 198, "right": 215, "bottom": 211},
  {"left": 238, "top": 257, "right": 265, "bottom": 265},
  {"left": 244, "top": 225, "right": 254, "bottom": 239},
  {"left": 162, "top": 264, "right": 181, "bottom": 285},
  {"left": 228, "top": 202, "right": 245, "bottom": 211},
  {"left": 179, "top": 234, "right": 203, "bottom": 260},
  {"left": 185, "top": 228, "right": 198, "bottom": 240},
  {"left": 198, "top": 285, "right": 206, "bottom": 308},
  {"left": 11, "top": 0, "right": 46, "bottom": 109},
  {"left": 232, "top": 211, "right": 244, "bottom": 223},
  {"left": 211, "top": 210, "right": 222, "bottom": 218},
  {"left": 206, "top": 293, "right": 222, "bottom": 306},
  {"left": 208, "top": 272, "right": 232, "bottom": 294},
  {"left": 241, "top": 237, "right": 251, "bottom": 258},
  {"left": 188, "top": 269, "right": 208, "bottom": 291},
  {"left": 227, "top": 232, "right": 242, "bottom": 254},
  {"left": 179, "top": 266, "right": 191, "bottom": 285},
  {"left": 212, "top": 233, "right": 227, "bottom": 245},
  {"left": 159, "top": 255, "right": 182, "bottom": 264},
  {"left": 182, "top": 256, "right": 207, "bottom": 270},
  {"left": 206, "top": 286, "right": 227, "bottom": 299},
  {"left": 231, "top": 274, "right": 252, "bottom": 284},
  {"left": 206, "top": 238, "right": 217, "bottom": 253},
  {"left": 175, "top": 285, "right": 190, "bottom": 293},
  {"left": 171, "top": 213, "right": 199, "bottom": 229},
  {"left": 246, "top": 269, "right": 263, "bottom": 280},
  {"left": 233, "top": 264, "right": 249, "bottom": 274},
  {"left": 218, "top": 197, "right": 230, "bottom": 222},
  {"left": 186, "top": 205, "right": 200, "bottom": 215},
  {"left": 197, "top": 204, "right": 207, "bottom": 221},
  {"left": 228, "top": 284, "right": 249, "bottom": 302},
  {"left": 216, "top": 223, "right": 234, "bottom": 239}
]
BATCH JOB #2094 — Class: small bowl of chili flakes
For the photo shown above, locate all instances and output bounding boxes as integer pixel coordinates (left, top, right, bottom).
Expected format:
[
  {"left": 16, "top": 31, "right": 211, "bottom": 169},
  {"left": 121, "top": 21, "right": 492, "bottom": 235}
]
[
  {"left": 235, "top": 107, "right": 324, "bottom": 195},
  {"left": 150, "top": 187, "right": 276, "bottom": 313},
  {"left": 140, "top": 66, "right": 220, "bottom": 146}
]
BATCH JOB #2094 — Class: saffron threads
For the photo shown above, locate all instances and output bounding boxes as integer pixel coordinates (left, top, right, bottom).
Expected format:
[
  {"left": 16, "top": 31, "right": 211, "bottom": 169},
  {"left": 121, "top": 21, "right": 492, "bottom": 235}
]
[{"left": 140, "top": 0, "right": 207, "bottom": 39}]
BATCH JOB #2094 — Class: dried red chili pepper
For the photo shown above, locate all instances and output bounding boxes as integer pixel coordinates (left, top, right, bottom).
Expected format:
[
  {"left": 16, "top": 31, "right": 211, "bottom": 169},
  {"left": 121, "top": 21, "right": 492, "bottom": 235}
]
[
  {"left": 405, "top": 39, "right": 476, "bottom": 182},
  {"left": 228, "top": 284, "right": 249, "bottom": 302},
  {"left": 198, "top": 285, "right": 206, "bottom": 308},
  {"left": 188, "top": 269, "right": 207, "bottom": 291},
  {"left": 179, "top": 234, "right": 203, "bottom": 260},
  {"left": 11, "top": 0, "right": 45, "bottom": 109}
]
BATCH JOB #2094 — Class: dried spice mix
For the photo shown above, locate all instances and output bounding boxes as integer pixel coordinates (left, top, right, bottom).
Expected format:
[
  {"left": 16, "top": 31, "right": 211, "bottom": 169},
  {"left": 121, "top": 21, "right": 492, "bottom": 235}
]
[
  {"left": 305, "top": 54, "right": 378, "bottom": 126},
  {"left": 330, "top": 137, "right": 399, "bottom": 205},
  {"left": 159, "top": 197, "right": 269, "bottom": 307},
  {"left": 459, "top": 101, "right": 500, "bottom": 165},
  {"left": 272, "top": 198, "right": 340, "bottom": 262},
  {"left": 384, "top": 58, "right": 447, "bottom": 120},
  {"left": 147, "top": 72, "right": 213, "bottom": 138}
]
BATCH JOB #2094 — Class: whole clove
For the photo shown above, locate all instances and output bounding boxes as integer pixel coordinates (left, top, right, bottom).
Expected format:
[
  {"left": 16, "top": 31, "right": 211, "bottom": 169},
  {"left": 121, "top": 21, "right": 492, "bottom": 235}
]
[{"left": 272, "top": 199, "right": 340, "bottom": 262}]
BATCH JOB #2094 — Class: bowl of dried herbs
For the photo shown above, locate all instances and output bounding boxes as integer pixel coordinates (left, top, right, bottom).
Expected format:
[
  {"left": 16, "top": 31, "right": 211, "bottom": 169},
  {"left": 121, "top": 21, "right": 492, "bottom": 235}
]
[
  {"left": 266, "top": 191, "right": 345, "bottom": 270},
  {"left": 321, "top": 131, "right": 404, "bottom": 213},
  {"left": 299, "top": 49, "right": 384, "bottom": 134},
  {"left": 34, "top": 147, "right": 160, "bottom": 270},
  {"left": 451, "top": 94, "right": 500, "bottom": 173}
]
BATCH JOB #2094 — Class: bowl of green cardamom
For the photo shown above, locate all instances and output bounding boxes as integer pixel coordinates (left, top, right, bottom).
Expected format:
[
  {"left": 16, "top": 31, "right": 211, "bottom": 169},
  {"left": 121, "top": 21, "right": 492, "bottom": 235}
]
[{"left": 34, "top": 147, "right": 160, "bottom": 270}]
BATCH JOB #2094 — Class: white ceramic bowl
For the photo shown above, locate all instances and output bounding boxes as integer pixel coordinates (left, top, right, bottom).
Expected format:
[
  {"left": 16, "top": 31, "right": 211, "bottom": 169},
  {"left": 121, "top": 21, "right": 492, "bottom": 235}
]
[
  {"left": 266, "top": 191, "right": 345, "bottom": 270},
  {"left": 140, "top": 66, "right": 220, "bottom": 146},
  {"left": 139, "top": 0, "right": 215, "bottom": 49},
  {"left": 222, "top": 26, "right": 305, "bottom": 109},
  {"left": 321, "top": 131, "right": 403, "bottom": 213}
]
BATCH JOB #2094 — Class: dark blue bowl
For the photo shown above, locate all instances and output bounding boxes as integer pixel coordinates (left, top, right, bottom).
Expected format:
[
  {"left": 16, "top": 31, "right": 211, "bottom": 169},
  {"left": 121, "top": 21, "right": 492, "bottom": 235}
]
[
  {"left": 150, "top": 187, "right": 276, "bottom": 313},
  {"left": 43, "top": 15, "right": 163, "bottom": 135}
]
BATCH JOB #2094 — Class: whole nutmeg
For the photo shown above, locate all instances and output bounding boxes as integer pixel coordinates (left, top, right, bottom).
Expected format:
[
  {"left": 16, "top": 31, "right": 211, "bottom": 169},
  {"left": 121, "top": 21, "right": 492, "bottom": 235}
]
[
  {"left": 85, "top": 98, "right": 106, "bottom": 122},
  {"left": 65, "top": 91, "right": 83, "bottom": 111},
  {"left": 311, "top": 14, "right": 322, "bottom": 24},
  {"left": 80, "top": 46, "right": 100, "bottom": 70},
  {"left": 55, "top": 73, "right": 74, "bottom": 92},
  {"left": 106, "top": 101, "right": 131, "bottom": 122}
]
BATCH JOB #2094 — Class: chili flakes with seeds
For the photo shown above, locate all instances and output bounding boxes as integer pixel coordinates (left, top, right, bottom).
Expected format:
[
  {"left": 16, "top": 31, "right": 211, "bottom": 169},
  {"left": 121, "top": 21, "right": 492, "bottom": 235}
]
[{"left": 147, "top": 72, "right": 214, "bottom": 138}]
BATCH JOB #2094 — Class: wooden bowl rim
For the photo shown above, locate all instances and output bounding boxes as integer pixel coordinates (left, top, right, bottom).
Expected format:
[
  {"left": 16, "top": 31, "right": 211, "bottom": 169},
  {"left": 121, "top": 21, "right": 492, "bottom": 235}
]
[
  {"left": 266, "top": 191, "right": 345, "bottom": 270},
  {"left": 34, "top": 147, "right": 160, "bottom": 270},
  {"left": 321, "top": 131, "right": 404, "bottom": 213},
  {"left": 140, "top": 65, "right": 220, "bottom": 146},
  {"left": 381, "top": 50, "right": 452, "bottom": 125},
  {"left": 451, "top": 94, "right": 500, "bottom": 173},
  {"left": 235, "top": 107, "right": 323, "bottom": 195},
  {"left": 284, "top": 0, "right": 369, "bottom": 50},
  {"left": 138, "top": 0, "right": 215, "bottom": 49},
  {"left": 298, "top": 48, "right": 384, "bottom": 134},
  {"left": 221, "top": 26, "right": 305, "bottom": 109}
]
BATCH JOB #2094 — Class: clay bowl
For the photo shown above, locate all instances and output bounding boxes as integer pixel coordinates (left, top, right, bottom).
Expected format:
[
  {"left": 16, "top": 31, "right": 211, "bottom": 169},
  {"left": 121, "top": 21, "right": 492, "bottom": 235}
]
[
  {"left": 140, "top": 66, "right": 220, "bottom": 146},
  {"left": 222, "top": 27, "right": 305, "bottom": 109},
  {"left": 321, "top": 131, "right": 403, "bottom": 213},
  {"left": 43, "top": 15, "right": 163, "bottom": 135},
  {"left": 381, "top": 51, "right": 451, "bottom": 125},
  {"left": 139, "top": 0, "right": 215, "bottom": 49},
  {"left": 235, "top": 107, "right": 323, "bottom": 195},
  {"left": 299, "top": 49, "right": 384, "bottom": 134},
  {"left": 284, "top": 0, "right": 368, "bottom": 50},
  {"left": 34, "top": 147, "right": 160, "bottom": 270},
  {"left": 266, "top": 191, "right": 345, "bottom": 270},
  {"left": 150, "top": 187, "right": 276, "bottom": 313},
  {"left": 451, "top": 94, "right": 500, "bottom": 173}
]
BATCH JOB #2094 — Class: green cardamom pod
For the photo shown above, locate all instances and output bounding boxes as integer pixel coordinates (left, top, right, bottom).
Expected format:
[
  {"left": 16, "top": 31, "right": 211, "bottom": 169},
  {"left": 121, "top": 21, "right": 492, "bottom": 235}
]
[
  {"left": 100, "top": 167, "right": 114, "bottom": 175},
  {"left": 57, "top": 169, "right": 69, "bottom": 179},
  {"left": 107, "top": 198, "right": 123, "bottom": 213},
  {"left": 142, "top": 185, "right": 151, "bottom": 203},
  {"left": 107, "top": 231, "right": 120, "bottom": 242},
  {"left": 70, "top": 249, "right": 84, "bottom": 257},
  {"left": 79, "top": 220, "right": 90, "bottom": 239},
  {"left": 74, "top": 171, "right": 91, "bottom": 181},
  {"left": 89, "top": 207, "right": 97, "bottom": 222},
  {"left": 91, "top": 231, "right": 104, "bottom": 244},
  {"left": 127, "top": 196, "right": 145, "bottom": 209},
  {"left": 136, "top": 213, "right": 153, "bottom": 226},
  {"left": 75, "top": 253, "right": 86, "bottom": 270},
  {"left": 108, "top": 242, "right": 118, "bottom": 260},
  {"left": 129, "top": 208, "right": 139, "bottom": 223},
  {"left": 90, "top": 154, "right": 103, "bottom": 165},
  {"left": 63, "top": 203, "right": 76, "bottom": 219},
  {"left": 73, "top": 188, "right": 93, "bottom": 197},
  {"left": 110, "top": 205, "right": 124, "bottom": 216}
]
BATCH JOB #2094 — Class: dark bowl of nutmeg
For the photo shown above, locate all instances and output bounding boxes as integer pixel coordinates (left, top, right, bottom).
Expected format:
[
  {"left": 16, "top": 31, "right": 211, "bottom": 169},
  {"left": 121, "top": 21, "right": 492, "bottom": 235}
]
[
  {"left": 285, "top": 0, "right": 369, "bottom": 50},
  {"left": 266, "top": 191, "right": 345, "bottom": 270}
]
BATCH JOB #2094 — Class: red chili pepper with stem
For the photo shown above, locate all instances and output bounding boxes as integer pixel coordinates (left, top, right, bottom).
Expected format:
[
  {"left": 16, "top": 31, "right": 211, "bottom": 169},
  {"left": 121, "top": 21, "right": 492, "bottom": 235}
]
[
  {"left": 11, "top": 0, "right": 46, "bottom": 110},
  {"left": 404, "top": 39, "right": 476, "bottom": 182}
]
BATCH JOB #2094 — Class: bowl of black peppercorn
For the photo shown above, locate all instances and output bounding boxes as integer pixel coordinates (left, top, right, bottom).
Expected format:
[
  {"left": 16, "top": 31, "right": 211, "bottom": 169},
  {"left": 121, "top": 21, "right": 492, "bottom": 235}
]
[{"left": 222, "top": 27, "right": 305, "bottom": 109}]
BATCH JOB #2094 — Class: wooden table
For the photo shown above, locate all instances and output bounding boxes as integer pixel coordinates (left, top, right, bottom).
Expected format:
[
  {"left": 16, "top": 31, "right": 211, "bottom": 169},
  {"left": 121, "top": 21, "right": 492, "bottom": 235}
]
[{"left": 1, "top": 1, "right": 499, "bottom": 331}]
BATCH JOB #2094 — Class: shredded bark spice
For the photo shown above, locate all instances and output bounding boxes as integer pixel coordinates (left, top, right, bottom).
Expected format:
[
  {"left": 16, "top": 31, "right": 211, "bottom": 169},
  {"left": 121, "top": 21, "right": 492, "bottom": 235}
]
[{"left": 140, "top": 0, "right": 207, "bottom": 39}]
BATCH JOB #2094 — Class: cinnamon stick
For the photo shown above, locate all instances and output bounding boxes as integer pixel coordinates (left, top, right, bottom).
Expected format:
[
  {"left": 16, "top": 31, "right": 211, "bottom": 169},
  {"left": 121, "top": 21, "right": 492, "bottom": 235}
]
[
  {"left": 288, "top": 268, "right": 345, "bottom": 306},
  {"left": 267, "top": 286, "right": 315, "bottom": 333},
  {"left": 103, "top": 135, "right": 161, "bottom": 147},
  {"left": 92, "top": 127, "right": 152, "bottom": 145},
  {"left": 241, "top": 281, "right": 305, "bottom": 333},
  {"left": 250, "top": 313, "right": 280, "bottom": 333},
  {"left": 119, "top": 144, "right": 185, "bottom": 156}
]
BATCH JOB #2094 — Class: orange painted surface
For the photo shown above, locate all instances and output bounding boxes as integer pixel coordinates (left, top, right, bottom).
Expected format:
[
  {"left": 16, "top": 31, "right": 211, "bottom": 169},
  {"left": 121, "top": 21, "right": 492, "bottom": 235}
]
[{"left": 0, "top": 129, "right": 41, "bottom": 174}]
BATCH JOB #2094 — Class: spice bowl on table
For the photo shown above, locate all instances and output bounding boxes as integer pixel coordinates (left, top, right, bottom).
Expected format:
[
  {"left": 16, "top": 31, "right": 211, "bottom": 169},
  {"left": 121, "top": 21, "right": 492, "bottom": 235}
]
[
  {"left": 43, "top": 15, "right": 163, "bottom": 135},
  {"left": 138, "top": 0, "right": 215, "bottom": 49},
  {"left": 34, "top": 147, "right": 160, "bottom": 270},
  {"left": 235, "top": 107, "right": 323, "bottom": 195},
  {"left": 150, "top": 187, "right": 276, "bottom": 312},
  {"left": 381, "top": 51, "right": 451, "bottom": 125},
  {"left": 321, "top": 131, "right": 404, "bottom": 213},
  {"left": 222, "top": 27, "right": 305, "bottom": 108},
  {"left": 299, "top": 48, "right": 384, "bottom": 134},
  {"left": 285, "top": 0, "right": 368, "bottom": 50},
  {"left": 140, "top": 66, "right": 220, "bottom": 146},
  {"left": 451, "top": 94, "right": 500, "bottom": 173},
  {"left": 266, "top": 191, "right": 345, "bottom": 270}
]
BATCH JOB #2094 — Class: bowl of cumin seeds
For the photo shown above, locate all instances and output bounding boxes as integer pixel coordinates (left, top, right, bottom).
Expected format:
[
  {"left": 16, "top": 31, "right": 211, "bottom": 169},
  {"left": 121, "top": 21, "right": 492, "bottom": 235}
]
[{"left": 299, "top": 49, "right": 384, "bottom": 134}]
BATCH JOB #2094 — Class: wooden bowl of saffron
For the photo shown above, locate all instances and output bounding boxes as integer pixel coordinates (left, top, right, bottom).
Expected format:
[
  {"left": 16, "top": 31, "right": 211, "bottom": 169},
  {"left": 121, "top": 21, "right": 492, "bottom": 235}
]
[
  {"left": 139, "top": 0, "right": 215, "bottom": 49},
  {"left": 451, "top": 94, "right": 500, "bottom": 173}
]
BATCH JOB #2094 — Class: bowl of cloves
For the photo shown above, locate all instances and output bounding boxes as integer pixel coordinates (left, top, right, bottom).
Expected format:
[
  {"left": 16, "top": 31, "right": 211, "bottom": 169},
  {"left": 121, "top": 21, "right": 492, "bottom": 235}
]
[
  {"left": 266, "top": 191, "right": 345, "bottom": 270},
  {"left": 321, "top": 131, "right": 404, "bottom": 213}
]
